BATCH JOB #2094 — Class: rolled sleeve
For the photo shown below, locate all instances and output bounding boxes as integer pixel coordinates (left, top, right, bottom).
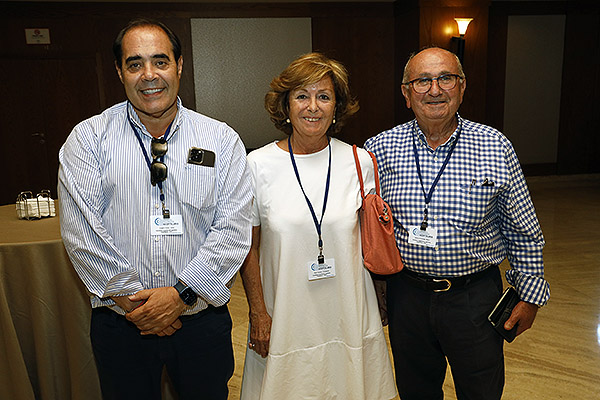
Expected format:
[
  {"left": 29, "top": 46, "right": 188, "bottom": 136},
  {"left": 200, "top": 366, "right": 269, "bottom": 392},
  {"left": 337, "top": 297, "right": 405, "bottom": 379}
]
[
  {"left": 58, "top": 121, "right": 143, "bottom": 300},
  {"left": 500, "top": 144, "right": 549, "bottom": 306}
]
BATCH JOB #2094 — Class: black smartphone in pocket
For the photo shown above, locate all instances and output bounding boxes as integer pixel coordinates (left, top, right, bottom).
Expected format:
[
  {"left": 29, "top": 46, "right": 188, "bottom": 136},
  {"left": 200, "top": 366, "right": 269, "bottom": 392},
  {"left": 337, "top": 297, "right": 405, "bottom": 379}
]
[
  {"left": 488, "top": 286, "right": 520, "bottom": 342},
  {"left": 187, "top": 147, "right": 215, "bottom": 167}
]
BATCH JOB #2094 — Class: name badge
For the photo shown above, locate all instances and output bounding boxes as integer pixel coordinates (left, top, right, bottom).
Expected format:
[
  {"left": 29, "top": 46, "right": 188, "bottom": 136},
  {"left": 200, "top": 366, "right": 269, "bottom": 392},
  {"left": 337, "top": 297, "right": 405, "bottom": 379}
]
[
  {"left": 150, "top": 215, "right": 184, "bottom": 235},
  {"left": 408, "top": 225, "right": 437, "bottom": 248},
  {"left": 307, "top": 258, "right": 336, "bottom": 281}
]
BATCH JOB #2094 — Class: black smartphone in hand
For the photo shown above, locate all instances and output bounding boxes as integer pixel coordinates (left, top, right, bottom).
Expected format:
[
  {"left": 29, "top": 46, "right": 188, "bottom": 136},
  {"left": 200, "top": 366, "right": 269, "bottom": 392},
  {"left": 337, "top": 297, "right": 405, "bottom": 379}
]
[{"left": 488, "top": 286, "right": 520, "bottom": 342}]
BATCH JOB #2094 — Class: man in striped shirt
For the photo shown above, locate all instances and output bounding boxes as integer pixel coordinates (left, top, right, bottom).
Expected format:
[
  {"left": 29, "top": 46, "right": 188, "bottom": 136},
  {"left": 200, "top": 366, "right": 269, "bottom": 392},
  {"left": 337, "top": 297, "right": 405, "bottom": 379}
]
[
  {"left": 365, "top": 47, "right": 549, "bottom": 400},
  {"left": 58, "top": 19, "right": 252, "bottom": 399}
]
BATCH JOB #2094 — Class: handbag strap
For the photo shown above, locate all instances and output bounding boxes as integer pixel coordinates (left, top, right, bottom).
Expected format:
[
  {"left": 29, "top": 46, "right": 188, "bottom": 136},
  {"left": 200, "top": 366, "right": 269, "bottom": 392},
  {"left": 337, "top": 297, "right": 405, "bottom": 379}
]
[{"left": 352, "top": 144, "right": 381, "bottom": 198}]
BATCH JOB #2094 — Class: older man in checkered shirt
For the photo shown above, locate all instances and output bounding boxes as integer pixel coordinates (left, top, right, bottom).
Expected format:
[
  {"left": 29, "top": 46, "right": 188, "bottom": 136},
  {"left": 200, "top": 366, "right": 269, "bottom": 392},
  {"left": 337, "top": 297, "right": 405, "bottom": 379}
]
[{"left": 365, "top": 47, "right": 549, "bottom": 400}]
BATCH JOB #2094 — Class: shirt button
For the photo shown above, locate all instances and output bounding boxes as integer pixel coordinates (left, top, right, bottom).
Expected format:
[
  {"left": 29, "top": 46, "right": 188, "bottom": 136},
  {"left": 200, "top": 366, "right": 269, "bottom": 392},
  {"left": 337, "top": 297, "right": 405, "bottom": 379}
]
[
  {"left": 155, "top": 203, "right": 160, "bottom": 209},
  {"left": 434, "top": 156, "right": 439, "bottom": 161},
  {"left": 154, "top": 271, "right": 161, "bottom": 277},
  {"left": 154, "top": 236, "right": 160, "bottom": 242},
  {"left": 435, "top": 246, "right": 439, "bottom": 251}
]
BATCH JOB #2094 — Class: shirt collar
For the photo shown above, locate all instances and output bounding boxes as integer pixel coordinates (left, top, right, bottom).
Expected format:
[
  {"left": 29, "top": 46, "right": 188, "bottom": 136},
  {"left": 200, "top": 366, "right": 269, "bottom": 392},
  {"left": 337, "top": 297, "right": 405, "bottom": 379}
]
[
  {"left": 126, "top": 97, "right": 182, "bottom": 139},
  {"left": 413, "top": 113, "right": 462, "bottom": 149}
]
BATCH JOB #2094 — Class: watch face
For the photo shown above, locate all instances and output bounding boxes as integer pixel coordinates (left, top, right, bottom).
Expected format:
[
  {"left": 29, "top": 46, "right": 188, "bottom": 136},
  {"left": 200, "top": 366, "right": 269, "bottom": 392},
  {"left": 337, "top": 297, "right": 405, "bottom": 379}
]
[{"left": 181, "top": 287, "right": 197, "bottom": 306}]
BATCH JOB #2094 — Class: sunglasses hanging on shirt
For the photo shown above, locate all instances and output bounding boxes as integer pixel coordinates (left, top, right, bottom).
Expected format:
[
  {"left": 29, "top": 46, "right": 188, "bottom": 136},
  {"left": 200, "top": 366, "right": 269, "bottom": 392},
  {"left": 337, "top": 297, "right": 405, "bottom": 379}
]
[
  {"left": 127, "top": 103, "right": 174, "bottom": 218},
  {"left": 150, "top": 138, "right": 168, "bottom": 186}
]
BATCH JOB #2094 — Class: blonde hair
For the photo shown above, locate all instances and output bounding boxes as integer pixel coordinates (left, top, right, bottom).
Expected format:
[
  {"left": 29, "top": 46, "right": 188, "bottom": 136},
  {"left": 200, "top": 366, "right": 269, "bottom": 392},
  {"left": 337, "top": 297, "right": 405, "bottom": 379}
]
[{"left": 265, "top": 52, "right": 359, "bottom": 135}]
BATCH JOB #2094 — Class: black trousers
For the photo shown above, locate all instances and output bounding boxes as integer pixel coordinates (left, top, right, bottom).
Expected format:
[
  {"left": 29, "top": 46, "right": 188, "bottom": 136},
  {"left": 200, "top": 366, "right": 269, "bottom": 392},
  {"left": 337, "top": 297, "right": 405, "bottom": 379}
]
[
  {"left": 387, "top": 267, "right": 505, "bottom": 400},
  {"left": 91, "top": 305, "right": 234, "bottom": 400}
]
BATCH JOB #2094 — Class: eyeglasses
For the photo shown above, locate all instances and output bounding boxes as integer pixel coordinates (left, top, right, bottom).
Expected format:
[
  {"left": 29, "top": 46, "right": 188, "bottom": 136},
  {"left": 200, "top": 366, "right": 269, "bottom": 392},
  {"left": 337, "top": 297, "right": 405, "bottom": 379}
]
[
  {"left": 150, "top": 138, "right": 168, "bottom": 186},
  {"left": 403, "top": 74, "right": 463, "bottom": 94}
]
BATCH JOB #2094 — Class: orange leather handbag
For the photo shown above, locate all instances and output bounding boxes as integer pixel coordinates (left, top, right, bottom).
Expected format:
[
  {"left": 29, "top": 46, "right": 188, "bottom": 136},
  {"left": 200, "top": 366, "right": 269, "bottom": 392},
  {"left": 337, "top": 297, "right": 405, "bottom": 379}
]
[{"left": 352, "top": 145, "right": 404, "bottom": 275}]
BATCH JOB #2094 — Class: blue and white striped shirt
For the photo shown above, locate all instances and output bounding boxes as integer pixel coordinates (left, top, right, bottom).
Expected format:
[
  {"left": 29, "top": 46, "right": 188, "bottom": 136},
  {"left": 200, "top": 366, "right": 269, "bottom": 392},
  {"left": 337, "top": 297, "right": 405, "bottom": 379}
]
[
  {"left": 58, "top": 99, "right": 252, "bottom": 314},
  {"left": 365, "top": 115, "right": 550, "bottom": 306}
]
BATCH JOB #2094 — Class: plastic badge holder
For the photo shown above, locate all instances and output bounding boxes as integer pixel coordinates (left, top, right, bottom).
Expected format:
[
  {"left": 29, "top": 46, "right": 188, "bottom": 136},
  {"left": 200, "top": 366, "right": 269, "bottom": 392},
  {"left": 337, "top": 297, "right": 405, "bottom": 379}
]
[{"left": 16, "top": 190, "right": 56, "bottom": 220}]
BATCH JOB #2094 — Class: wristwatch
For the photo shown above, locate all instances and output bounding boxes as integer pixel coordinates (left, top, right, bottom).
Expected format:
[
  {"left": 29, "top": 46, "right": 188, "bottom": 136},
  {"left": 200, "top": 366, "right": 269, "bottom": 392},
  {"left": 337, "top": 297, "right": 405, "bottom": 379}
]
[{"left": 174, "top": 280, "right": 198, "bottom": 306}]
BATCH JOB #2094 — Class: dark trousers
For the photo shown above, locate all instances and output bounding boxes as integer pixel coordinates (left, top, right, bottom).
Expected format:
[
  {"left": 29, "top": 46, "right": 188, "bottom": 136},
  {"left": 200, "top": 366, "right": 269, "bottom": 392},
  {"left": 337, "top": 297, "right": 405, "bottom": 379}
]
[
  {"left": 387, "top": 267, "right": 505, "bottom": 400},
  {"left": 90, "top": 305, "right": 234, "bottom": 400}
]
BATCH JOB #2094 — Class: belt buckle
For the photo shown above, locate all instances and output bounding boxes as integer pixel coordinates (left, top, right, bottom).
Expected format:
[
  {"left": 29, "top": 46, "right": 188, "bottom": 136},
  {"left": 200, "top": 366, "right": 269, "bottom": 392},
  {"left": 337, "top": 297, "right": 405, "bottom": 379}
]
[{"left": 433, "top": 278, "right": 451, "bottom": 292}]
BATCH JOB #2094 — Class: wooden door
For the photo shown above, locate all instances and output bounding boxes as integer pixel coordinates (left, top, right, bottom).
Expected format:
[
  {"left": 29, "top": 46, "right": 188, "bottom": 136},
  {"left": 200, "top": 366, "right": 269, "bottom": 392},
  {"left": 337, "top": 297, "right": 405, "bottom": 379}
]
[{"left": 1, "top": 57, "right": 101, "bottom": 205}]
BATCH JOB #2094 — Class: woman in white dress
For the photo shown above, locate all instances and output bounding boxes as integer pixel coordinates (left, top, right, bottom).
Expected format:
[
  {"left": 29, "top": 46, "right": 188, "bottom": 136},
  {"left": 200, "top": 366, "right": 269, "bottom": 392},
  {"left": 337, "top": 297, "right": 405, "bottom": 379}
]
[{"left": 239, "top": 52, "right": 396, "bottom": 400}]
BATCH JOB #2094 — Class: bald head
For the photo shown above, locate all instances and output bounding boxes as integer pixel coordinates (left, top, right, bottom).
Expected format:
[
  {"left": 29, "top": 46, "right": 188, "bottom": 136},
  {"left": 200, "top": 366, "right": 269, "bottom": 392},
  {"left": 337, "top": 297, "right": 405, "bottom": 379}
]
[{"left": 403, "top": 47, "right": 465, "bottom": 84}]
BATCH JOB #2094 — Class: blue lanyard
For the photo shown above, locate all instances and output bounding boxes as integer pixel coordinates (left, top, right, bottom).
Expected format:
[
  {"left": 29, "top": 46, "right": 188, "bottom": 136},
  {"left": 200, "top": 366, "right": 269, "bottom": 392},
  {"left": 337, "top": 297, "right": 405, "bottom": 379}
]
[
  {"left": 127, "top": 103, "right": 175, "bottom": 217},
  {"left": 127, "top": 104, "right": 174, "bottom": 179},
  {"left": 412, "top": 118, "right": 462, "bottom": 230},
  {"left": 288, "top": 137, "right": 332, "bottom": 264}
]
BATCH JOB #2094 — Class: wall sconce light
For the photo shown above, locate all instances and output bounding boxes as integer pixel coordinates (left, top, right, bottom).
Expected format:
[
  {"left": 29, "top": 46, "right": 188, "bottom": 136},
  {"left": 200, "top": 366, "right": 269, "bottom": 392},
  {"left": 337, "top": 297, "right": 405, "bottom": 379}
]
[{"left": 453, "top": 18, "right": 473, "bottom": 64}]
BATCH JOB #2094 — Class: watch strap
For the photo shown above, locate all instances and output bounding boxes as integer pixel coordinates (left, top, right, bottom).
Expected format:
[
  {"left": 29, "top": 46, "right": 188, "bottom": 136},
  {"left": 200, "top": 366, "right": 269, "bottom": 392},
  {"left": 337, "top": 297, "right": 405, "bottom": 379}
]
[
  {"left": 174, "top": 279, "right": 198, "bottom": 306},
  {"left": 174, "top": 280, "right": 188, "bottom": 293}
]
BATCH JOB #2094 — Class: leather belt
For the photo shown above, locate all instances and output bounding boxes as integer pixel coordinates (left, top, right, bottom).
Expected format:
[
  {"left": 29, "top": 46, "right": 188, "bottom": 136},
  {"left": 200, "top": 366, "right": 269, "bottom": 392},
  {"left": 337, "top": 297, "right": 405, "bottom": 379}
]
[{"left": 399, "top": 265, "right": 498, "bottom": 292}]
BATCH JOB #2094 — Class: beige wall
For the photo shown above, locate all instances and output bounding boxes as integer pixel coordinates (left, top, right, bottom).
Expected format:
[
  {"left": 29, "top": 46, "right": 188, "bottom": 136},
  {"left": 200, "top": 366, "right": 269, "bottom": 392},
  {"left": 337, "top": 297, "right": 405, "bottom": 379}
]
[{"left": 191, "top": 18, "right": 312, "bottom": 149}]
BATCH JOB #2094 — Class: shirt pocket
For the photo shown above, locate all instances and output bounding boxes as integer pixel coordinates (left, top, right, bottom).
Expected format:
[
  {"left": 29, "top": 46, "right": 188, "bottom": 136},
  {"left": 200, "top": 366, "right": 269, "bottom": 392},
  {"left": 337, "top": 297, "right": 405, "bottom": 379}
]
[
  {"left": 176, "top": 164, "right": 217, "bottom": 210},
  {"left": 449, "top": 182, "right": 499, "bottom": 232}
]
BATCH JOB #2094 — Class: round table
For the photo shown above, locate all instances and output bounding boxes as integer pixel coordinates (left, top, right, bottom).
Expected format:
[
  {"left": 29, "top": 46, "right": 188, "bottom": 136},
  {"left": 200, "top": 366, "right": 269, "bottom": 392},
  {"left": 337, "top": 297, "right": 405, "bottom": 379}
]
[{"left": 0, "top": 204, "right": 102, "bottom": 400}]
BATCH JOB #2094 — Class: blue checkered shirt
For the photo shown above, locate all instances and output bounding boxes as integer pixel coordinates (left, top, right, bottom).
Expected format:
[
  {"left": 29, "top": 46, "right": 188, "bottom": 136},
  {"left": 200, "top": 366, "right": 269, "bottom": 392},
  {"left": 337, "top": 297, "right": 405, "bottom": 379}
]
[{"left": 365, "top": 115, "right": 550, "bottom": 306}]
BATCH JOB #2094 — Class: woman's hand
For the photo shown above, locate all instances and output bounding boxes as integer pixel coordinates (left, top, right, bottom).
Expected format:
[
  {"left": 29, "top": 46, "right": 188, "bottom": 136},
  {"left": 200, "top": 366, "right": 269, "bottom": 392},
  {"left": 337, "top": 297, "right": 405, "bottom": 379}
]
[
  {"left": 249, "top": 310, "right": 272, "bottom": 358},
  {"left": 240, "top": 226, "right": 272, "bottom": 358}
]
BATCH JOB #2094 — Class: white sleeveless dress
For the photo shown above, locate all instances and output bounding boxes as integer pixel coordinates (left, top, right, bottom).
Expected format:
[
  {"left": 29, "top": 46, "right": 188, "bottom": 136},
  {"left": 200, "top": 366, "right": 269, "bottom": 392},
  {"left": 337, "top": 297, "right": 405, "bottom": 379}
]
[{"left": 240, "top": 138, "right": 396, "bottom": 400}]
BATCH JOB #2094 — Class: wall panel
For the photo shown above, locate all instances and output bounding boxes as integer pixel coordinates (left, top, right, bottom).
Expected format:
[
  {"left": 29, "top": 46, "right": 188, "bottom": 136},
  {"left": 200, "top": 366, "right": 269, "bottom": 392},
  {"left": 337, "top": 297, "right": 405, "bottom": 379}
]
[
  {"left": 191, "top": 18, "right": 311, "bottom": 149},
  {"left": 313, "top": 13, "right": 396, "bottom": 145},
  {"left": 557, "top": 6, "right": 600, "bottom": 174},
  {"left": 503, "top": 14, "right": 565, "bottom": 165}
]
